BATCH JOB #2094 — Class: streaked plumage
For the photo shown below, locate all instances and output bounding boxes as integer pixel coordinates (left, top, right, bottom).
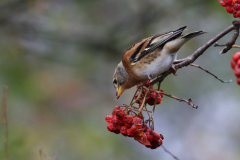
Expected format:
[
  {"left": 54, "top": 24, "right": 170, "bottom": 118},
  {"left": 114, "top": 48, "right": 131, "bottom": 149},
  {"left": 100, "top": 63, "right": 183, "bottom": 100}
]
[{"left": 113, "top": 26, "right": 205, "bottom": 99}]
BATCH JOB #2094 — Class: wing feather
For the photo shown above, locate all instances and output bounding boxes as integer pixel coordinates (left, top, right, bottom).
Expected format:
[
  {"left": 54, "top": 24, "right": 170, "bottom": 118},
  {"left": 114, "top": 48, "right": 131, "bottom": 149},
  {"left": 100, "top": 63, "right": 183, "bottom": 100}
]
[{"left": 132, "top": 26, "right": 187, "bottom": 63}]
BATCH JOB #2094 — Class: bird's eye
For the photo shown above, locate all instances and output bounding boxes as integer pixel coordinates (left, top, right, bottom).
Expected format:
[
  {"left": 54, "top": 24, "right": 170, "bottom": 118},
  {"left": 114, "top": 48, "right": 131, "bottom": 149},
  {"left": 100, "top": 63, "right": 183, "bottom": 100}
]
[{"left": 113, "top": 79, "right": 117, "bottom": 84}]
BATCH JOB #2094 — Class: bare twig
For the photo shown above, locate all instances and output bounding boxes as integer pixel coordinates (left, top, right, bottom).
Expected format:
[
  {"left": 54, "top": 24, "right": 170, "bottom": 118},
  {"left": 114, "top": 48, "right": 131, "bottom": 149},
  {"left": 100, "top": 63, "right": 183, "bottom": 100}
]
[
  {"left": 214, "top": 25, "right": 239, "bottom": 54},
  {"left": 189, "top": 64, "right": 232, "bottom": 83},
  {"left": 150, "top": 20, "right": 240, "bottom": 86},
  {"left": 2, "top": 85, "right": 9, "bottom": 160},
  {"left": 144, "top": 86, "right": 198, "bottom": 109},
  {"left": 162, "top": 145, "right": 180, "bottom": 160},
  {"left": 214, "top": 43, "right": 240, "bottom": 49}
]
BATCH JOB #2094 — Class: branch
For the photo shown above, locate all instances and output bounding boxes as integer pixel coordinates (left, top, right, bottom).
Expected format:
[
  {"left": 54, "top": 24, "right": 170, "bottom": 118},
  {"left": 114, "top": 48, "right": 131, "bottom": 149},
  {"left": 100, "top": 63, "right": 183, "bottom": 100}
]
[
  {"left": 214, "top": 21, "right": 239, "bottom": 54},
  {"left": 189, "top": 64, "right": 232, "bottom": 83},
  {"left": 144, "top": 86, "right": 198, "bottom": 109},
  {"left": 150, "top": 20, "right": 240, "bottom": 86},
  {"left": 162, "top": 145, "right": 180, "bottom": 160}
]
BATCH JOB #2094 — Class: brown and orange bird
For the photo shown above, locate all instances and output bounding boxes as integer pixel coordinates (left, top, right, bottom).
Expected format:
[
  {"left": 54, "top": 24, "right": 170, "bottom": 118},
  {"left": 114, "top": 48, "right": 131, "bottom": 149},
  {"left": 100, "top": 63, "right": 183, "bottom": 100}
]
[{"left": 113, "top": 26, "right": 205, "bottom": 99}]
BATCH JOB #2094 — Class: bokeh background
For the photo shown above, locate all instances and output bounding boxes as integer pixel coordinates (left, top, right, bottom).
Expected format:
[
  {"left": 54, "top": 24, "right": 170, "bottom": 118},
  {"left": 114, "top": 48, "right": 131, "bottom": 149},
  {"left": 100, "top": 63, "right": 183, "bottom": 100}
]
[{"left": 0, "top": 0, "right": 239, "bottom": 160}]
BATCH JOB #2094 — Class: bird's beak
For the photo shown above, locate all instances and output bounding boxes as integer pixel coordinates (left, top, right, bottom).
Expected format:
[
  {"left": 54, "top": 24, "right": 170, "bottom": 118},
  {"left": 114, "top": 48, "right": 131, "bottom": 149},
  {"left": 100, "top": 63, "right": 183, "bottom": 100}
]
[{"left": 116, "top": 86, "right": 123, "bottom": 100}]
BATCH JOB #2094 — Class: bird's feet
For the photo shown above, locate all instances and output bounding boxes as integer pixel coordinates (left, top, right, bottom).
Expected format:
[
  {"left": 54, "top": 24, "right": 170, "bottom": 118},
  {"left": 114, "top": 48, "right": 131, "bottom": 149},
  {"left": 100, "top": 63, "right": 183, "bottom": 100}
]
[{"left": 171, "top": 65, "right": 177, "bottom": 76}]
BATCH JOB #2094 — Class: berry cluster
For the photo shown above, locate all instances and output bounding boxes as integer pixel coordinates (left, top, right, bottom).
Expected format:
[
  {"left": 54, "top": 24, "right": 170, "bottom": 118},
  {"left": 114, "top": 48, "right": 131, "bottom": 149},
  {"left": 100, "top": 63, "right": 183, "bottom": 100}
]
[
  {"left": 231, "top": 52, "right": 240, "bottom": 84},
  {"left": 219, "top": 0, "right": 240, "bottom": 18},
  {"left": 105, "top": 106, "right": 163, "bottom": 149},
  {"left": 134, "top": 89, "right": 164, "bottom": 106}
]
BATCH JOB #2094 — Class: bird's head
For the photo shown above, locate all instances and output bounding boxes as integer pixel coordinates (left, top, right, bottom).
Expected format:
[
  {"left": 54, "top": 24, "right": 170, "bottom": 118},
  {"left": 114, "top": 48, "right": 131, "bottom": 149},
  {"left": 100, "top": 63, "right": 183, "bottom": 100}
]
[{"left": 113, "top": 62, "right": 129, "bottom": 100}]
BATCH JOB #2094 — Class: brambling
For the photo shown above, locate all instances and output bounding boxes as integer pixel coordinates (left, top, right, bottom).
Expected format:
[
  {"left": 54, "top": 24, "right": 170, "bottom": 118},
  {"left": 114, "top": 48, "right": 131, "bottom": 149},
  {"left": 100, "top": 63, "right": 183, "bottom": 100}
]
[{"left": 113, "top": 26, "right": 205, "bottom": 99}]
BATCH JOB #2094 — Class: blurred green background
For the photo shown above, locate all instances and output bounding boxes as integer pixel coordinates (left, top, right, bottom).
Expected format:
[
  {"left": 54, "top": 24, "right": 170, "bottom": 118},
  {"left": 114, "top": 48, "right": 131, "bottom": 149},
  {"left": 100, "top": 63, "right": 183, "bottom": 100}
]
[{"left": 0, "top": 0, "right": 240, "bottom": 160}]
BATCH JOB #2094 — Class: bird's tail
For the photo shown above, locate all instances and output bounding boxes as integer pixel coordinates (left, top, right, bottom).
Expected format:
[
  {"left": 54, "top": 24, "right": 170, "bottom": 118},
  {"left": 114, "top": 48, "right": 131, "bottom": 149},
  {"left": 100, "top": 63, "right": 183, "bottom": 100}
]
[{"left": 181, "top": 30, "right": 206, "bottom": 39}]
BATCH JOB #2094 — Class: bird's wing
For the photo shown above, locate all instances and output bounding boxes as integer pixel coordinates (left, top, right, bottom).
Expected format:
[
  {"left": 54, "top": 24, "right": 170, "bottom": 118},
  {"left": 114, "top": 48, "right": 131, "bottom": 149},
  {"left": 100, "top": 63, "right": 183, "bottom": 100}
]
[{"left": 130, "top": 26, "right": 187, "bottom": 63}]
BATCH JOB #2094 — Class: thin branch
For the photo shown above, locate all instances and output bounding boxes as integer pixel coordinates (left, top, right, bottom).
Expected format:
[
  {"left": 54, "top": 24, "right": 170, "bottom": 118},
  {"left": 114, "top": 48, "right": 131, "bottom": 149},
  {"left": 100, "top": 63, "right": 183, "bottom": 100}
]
[
  {"left": 2, "top": 85, "right": 9, "bottom": 160},
  {"left": 144, "top": 86, "right": 198, "bottom": 109},
  {"left": 214, "top": 43, "right": 240, "bottom": 48},
  {"left": 173, "top": 59, "right": 185, "bottom": 64},
  {"left": 150, "top": 20, "right": 240, "bottom": 86},
  {"left": 214, "top": 26, "right": 239, "bottom": 54},
  {"left": 162, "top": 145, "right": 180, "bottom": 160},
  {"left": 189, "top": 64, "right": 232, "bottom": 83}
]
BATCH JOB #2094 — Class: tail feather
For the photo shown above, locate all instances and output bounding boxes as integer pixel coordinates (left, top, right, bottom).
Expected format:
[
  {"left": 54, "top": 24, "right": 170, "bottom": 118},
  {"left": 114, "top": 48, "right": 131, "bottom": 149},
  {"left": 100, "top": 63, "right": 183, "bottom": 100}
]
[{"left": 181, "top": 31, "right": 206, "bottom": 39}]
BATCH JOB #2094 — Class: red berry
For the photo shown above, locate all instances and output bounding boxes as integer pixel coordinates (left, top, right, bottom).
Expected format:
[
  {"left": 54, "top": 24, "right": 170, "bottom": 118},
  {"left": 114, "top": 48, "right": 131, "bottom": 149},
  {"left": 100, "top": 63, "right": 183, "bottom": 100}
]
[
  {"left": 132, "top": 117, "right": 142, "bottom": 124},
  {"left": 107, "top": 123, "right": 120, "bottom": 134},
  {"left": 112, "top": 115, "right": 118, "bottom": 124},
  {"left": 147, "top": 99, "right": 155, "bottom": 106},
  {"left": 231, "top": 60, "right": 236, "bottom": 69},
  {"left": 158, "top": 138, "right": 163, "bottom": 146},
  {"left": 233, "top": 52, "right": 240, "bottom": 62},
  {"left": 125, "top": 123, "right": 132, "bottom": 128},
  {"left": 153, "top": 132, "right": 160, "bottom": 141},
  {"left": 219, "top": 0, "right": 228, "bottom": 7},
  {"left": 233, "top": 11, "right": 240, "bottom": 17},
  {"left": 237, "top": 59, "right": 240, "bottom": 66},
  {"left": 234, "top": 3, "right": 240, "bottom": 10},
  {"left": 135, "top": 132, "right": 149, "bottom": 145},
  {"left": 142, "top": 124, "right": 148, "bottom": 131},
  {"left": 120, "top": 126, "right": 128, "bottom": 136},
  {"left": 113, "top": 115, "right": 125, "bottom": 125},
  {"left": 136, "top": 123, "right": 142, "bottom": 128},
  {"left": 158, "top": 89, "right": 164, "bottom": 98},
  {"left": 156, "top": 97, "right": 162, "bottom": 104},
  {"left": 130, "top": 124, "right": 138, "bottom": 133},
  {"left": 150, "top": 92, "right": 157, "bottom": 99},
  {"left": 134, "top": 130, "right": 143, "bottom": 141},
  {"left": 237, "top": 77, "right": 240, "bottom": 84},
  {"left": 224, "top": 0, "right": 233, "bottom": 5},
  {"left": 234, "top": 66, "right": 240, "bottom": 76},
  {"left": 146, "top": 132, "right": 153, "bottom": 141},
  {"left": 124, "top": 115, "right": 133, "bottom": 124},
  {"left": 107, "top": 123, "right": 114, "bottom": 131},
  {"left": 127, "top": 129, "right": 134, "bottom": 137},
  {"left": 116, "top": 109, "right": 125, "bottom": 120},
  {"left": 226, "top": 5, "right": 234, "bottom": 13},
  {"left": 117, "top": 125, "right": 122, "bottom": 131},
  {"left": 112, "top": 106, "right": 119, "bottom": 116},
  {"left": 144, "top": 80, "right": 152, "bottom": 86},
  {"left": 146, "top": 128, "right": 151, "bottom": 132},
  {"left": 105, "top": 115, "right": 113, "bottom": 123}
]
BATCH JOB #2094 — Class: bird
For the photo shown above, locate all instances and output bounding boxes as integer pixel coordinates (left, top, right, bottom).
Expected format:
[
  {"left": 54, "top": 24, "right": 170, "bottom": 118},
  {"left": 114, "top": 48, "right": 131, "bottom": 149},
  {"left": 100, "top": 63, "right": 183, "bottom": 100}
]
[{"left": 113, "top": 26, "right": 205, "bottom": 99}]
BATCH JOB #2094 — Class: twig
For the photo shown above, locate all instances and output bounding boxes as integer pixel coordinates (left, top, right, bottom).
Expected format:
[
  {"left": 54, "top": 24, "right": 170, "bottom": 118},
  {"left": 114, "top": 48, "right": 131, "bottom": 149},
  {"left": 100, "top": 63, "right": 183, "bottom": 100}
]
[
  {"left": 144, "top": 86, "right": 198, "bottom": 109},
  {"left": 150, "top": 20, "right": 240, "bottom": 86},
  {"left": 162, "top": 145, "right": 180, "bottom": 160},
  {"left": 173, "top": 59, "right": 185, "bottom": 64},
  {"left": 214, "top": 43, "right": 240, "bottom": 49},
  {"left": 2, "top": 85, "right": 9, "bottom": 160},
  {"left": 214, "top": 26, "right": 239, "bottom": 54},
  {"left": 189, "top": 64, "right": 232, "bottom": 83}
]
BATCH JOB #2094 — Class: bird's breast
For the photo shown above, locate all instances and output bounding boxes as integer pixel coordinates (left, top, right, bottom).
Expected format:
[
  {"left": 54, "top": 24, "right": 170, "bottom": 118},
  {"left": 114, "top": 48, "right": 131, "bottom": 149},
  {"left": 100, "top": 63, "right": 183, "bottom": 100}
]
[{"left": 133, "top": 49, "right": 177, "bottom": 80}]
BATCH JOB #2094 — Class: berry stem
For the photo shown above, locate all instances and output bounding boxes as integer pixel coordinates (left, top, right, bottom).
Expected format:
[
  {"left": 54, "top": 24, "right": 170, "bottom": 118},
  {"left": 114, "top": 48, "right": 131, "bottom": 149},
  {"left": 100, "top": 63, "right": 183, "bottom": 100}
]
[
  {"left": 129, "top": 87, "right": 140, "bottom": 105},
  {"left": 153, "top": 82, "right": 161, "bottom": 113},
  {"left": 145, "top": 86, "right": 198, "bottom": 109},
  {"left": 138, "top": 88, "right": 148, "bottom": 114},
  {"left": 150, "top": 82, "right": 161, "bottom": 129},
  {"left": 129, "top": 87, "right": 143, "bottom": 108},
  {"left": 144, "top": 105, "right": 153, "bottom": 127}
]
